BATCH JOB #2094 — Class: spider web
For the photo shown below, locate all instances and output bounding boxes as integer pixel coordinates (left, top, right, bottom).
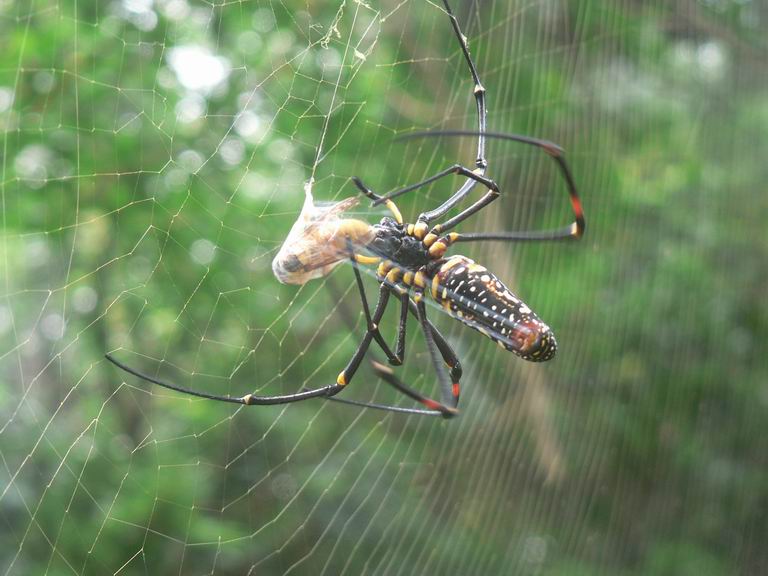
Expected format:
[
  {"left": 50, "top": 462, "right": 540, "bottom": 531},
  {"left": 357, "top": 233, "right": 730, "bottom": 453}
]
[{"left": 2, "top": 0, "right": 767, "bottom": 574}]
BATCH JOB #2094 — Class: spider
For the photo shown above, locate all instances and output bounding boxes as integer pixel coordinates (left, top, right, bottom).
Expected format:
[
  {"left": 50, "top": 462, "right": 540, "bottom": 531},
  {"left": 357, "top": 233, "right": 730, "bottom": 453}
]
[{"left": 106, "top": 0, "right": 585, "bottom": 418}]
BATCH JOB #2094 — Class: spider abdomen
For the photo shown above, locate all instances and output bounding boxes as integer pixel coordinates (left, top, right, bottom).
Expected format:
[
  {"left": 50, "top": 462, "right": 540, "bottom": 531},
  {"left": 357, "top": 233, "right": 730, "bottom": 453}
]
[{"left": 430, "top": 256, "right": 557, "bottom": 362}]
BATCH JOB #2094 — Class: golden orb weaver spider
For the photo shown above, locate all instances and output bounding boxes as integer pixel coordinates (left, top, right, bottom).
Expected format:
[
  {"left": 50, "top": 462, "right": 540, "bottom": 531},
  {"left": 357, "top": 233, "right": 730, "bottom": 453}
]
[{"left": 106, "top": 0, "right": 585, "bottom": 418}]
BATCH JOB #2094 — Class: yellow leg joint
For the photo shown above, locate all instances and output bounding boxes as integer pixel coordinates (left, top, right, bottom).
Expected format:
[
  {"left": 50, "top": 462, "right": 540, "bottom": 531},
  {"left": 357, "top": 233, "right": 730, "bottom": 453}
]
[
  {"left": 413, "top": 221, "right": 429, "bottom": 239},
  {"left": 337, "top": 372, "right": 348, "bottom": 386},
  {"left": 385, "top": 267, "right": 402, "bottom": 284},
  {"left": 377, "top": 260, "right": 393, "bottom": 277},
  {"left": 384, "top": 200, "right": 403, "bottom": 225},
  {"left": 423, "top": 233, "right": 438, "bottom": 247},
  {"left": 355, "top": 254, "right": 381, "bottom": 265},
  {"left": 428, "top": 241, "right": 448, "bottom": 258}
]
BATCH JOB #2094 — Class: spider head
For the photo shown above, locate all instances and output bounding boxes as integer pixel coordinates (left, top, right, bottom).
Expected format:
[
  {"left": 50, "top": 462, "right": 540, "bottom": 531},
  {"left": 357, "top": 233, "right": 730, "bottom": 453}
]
[
  {"left": 367, "top": 218, "right": 405, "bottom": 258},
  {"left": 377, "top": 216, "right": 402, "bottom": 229}
]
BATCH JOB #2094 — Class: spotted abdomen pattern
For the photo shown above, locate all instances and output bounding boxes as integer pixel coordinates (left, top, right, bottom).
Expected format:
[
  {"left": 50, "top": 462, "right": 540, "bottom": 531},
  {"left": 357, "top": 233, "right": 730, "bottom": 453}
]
[{"left": 429, "top": 256, "right": 557, "bottom": 362}]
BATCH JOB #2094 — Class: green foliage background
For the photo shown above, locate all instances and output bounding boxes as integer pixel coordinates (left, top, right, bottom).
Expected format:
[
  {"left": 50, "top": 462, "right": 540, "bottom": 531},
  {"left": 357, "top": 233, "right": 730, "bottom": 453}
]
[{"left": 1, "top": 0, "right": 766, "bottom": 574}]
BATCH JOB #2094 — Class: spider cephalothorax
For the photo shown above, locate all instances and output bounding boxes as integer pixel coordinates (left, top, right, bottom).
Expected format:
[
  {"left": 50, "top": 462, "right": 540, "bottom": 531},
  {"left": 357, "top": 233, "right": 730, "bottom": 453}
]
[
  {"left": 368, "top": 218, "right": 430, "bottom": 270},
  {"left": 106, "top": 0, "right": 584, "bottom": 418}
]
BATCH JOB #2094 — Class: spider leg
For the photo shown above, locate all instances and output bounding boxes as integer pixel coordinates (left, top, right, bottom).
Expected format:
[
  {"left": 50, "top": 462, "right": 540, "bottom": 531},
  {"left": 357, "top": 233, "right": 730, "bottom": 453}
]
[
  {"left": 367, "top": 279, "right": 463, "bottom": 381},
  {"left": 392, "top": 290, "right": 409, "bottom": 365},
  {"left": 325, "top": 263, "right": 450, "bottom": 417},
  {"left": 335, "top": 283, "right": 394, "bottom": 387},
  {"left": 367, "top": 360, "right": 456, "bottom": 418},
  {"left": 449, "top": 226, "right": 579, "bottom": 243},
  {"left": 322, "top": 286, "right": 464, "bottom": 416},
  {"left": 105, "top": 353, "right": 345, "bottom": 405},
  {"left": 348, "top": 240, "right": 458, "bottom": 380},
  {"left": 356, "top": 295, "right": 460, "bottom": 418},
  {"left": 415, "top": 294, "right": 460, "bottom": 412},
  {"left": 352, "top": 177, "right": 403, "bottom": 225},
  {"left": 104, "top": 243, "right": 393, "bottom": 407},
  {"left": 400, "top": 130, "right": 586, "bottom": 239},
  {"left": 368, "top": 165, "right": 497, "bottom": 209},
  {"left": 441, "top": 0, "right": 487, "bottom": 168},
  {"left": 347, "top": 239, "right": 402, "bottom": 364},
  {"left": 316, "top": 279, "right": 448, "bottom": 416},
  {"left": 318, "top": 394, "right": 445, "bottom": 417},
  {"left": 353, "top": 0, "right": 489, "bottom": 233},
  {"left": 405, "top": 297, "right": 462, "bottom": 385}
]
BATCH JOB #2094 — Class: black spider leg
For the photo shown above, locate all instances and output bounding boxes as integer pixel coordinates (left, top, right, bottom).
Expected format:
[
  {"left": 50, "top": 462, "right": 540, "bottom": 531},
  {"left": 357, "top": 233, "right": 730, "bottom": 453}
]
[
  {"left": 320, "top": 393, "right": 443, "bottom": 416},
  {"left": 393, "top": 291, "right": 409, "bottom": 364},
  {"left": 367, "top": 294, "right": 460, "bottom": 418},
  {"left": 399, "top": 130, "right": 586, "bottom": 239},
  {"left": 105, "top": 353, "right": 346, "bottom": 406},
  {"left": 299, "top": 244, "right": 439, "bottom": 416},
  {"left": 106, "top": 275, "right": 390, "bottom": 406},
  {"left": 106, "top": 280, "right": 393, "bottom": 407},
  {"left": 363, "top": 275, "right": 465, "bottom": 395},
  {"left": 358, "top": 0, "right": 490, "bottom": 227},
  {"left": 322, "top": 268, "right": 402, "bottom": 368},
  {"left": 405, "top": 296, "right": 462, "bottom": 386},
  {"left": 346, "top": 240, "right": 401, "bottom": 365},
  {"left": 371, "top": 286, "right": 456, "bottom": 373},
  {"left": 335, "top": 281, "right": 395, "bottom": 387},
  {"left": 345, "top": 236, "right": 459, "bottom": 380},
  {"left": 335, "top": 289, "right": 461, "bottom": 418},
  {"left": 323, "top": 286, "right": 464, "bottom": 416},
  {"left": 103, "top": 241, "right": 390, "bottom": 407}
]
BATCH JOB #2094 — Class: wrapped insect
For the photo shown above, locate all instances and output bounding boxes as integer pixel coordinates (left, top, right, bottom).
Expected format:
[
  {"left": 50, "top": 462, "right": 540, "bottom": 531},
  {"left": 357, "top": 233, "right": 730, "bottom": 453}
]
[{"left": 272, "top": 182, "right": 374, "bottom": 285}]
